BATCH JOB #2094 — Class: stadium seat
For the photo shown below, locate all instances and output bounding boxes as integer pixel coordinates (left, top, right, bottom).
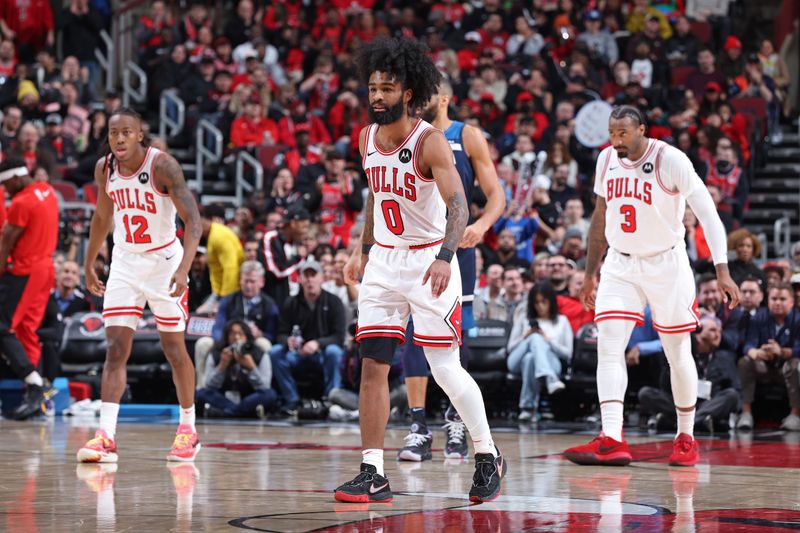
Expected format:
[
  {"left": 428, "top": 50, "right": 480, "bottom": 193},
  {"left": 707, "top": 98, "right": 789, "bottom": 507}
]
[
  {"left": 257, "top": 145, "right": 288, "bottom": 172},
  {"left": 690, "top": 20, "right": 712, "bottom": 44},
  {"left": 731, "top": 97, "right": 768, "bottom": 138},
  {"left": 669, "top": 66, "right": 696, "bottom": 89},
  {"left": 82, "top": 183, "right": 98, "bottom": 204},
  {"left": 51, "top": 180, "right": 79, "bottom": 202}
]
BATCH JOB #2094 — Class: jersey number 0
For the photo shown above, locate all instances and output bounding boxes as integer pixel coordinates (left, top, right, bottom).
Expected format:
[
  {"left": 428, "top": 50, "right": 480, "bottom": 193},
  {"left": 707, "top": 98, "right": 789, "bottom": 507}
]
[{"left": 381, "top": 199, "right": 405, "bottom": 236}]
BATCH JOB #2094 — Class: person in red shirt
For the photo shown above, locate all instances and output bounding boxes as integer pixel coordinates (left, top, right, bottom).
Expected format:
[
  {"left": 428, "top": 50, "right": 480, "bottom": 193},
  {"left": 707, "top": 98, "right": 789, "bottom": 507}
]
[
  {"left": 0, "top": 158, "right": 59, "bottom": 420},
  {"left": 277, "top": 99, "right": 332, "bottom": 148},
  {"left": 229, "top": 95, "right": 278, "bottom": 149},
  {"left": 557, "top": 270, "right": 595, "bottom": 334},
  {"left": 0, "top": 0, "right": 54, "bottom": 62}
]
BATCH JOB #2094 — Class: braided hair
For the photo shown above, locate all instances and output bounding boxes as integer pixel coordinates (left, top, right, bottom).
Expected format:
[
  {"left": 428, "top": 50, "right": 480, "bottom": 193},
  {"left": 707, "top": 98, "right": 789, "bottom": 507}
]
[
  {"left": 610, "top": 105, "right": 648, "bottom": 130},
  {"left": 102, "top": 106, "right": 148, "bottom": 176}
]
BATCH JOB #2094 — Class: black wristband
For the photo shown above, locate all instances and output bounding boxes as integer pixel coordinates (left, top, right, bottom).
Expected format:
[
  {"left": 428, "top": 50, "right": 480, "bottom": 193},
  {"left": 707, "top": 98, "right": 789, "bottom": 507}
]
[
  {"left": 361, "top": 243, "right": 373, "bottom": 255},
  {"left": 435, "top": 247, "right": 455, "bottom": 263}
]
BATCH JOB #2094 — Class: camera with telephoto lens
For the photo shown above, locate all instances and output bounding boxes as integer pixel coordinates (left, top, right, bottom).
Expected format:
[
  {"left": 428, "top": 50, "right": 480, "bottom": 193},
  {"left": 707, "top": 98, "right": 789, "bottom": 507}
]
[{"left": 230, "top": 342, "right": 246, "bottom": 356}]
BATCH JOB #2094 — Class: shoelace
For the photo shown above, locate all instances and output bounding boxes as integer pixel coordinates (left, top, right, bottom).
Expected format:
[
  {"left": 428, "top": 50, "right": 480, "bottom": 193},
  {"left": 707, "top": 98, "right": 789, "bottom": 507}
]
[
  {"left": 345, "top": 471, "right": 375, "bottom": 486},
  {"left": 472, "top": 458, "right": 497, "bottom": 487},
  {"left": 403, "top": 431, "right": 430, "bottom": 448},
  {"left": 443, "top": 420, "right": 466, "bottom": 444},
  {"left": 172, "top": 433, "right": 194, "bottom": 449}
]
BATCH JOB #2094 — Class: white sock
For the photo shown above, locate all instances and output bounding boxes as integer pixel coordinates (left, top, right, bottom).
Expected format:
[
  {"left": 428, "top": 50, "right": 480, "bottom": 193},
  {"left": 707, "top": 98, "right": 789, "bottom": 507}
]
[
  {"left": 99, "top": 402, "right": 120, "bottom": 440},
  {"left": 425, "top": 346, "right": 496, "bottom": 457},
  {"left": 660, "top": 332, "right": 697, "bottom": 438},
  {"left": 180, "top": 405, "right": 196, "bottom": 431},
  {"left": 362, "top": 448, "right": 384, "bottom": 476},
  {"left": 677, "top": 408, "right": 695, "bottom": 438},
  {"left": 601, "top": 401, "right": 624, "bottom": 442},
  {"left": 24, "top": 371, "right": 43, "bottom": 387}
]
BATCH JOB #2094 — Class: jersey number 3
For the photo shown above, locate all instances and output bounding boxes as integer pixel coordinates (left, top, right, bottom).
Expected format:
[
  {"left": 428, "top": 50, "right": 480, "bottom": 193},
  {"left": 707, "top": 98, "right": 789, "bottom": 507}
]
[
  {"left": 381, "top": 199, "right": 405, "bottom": 236},
  {"left": 620, "top": 205, "right": 637, "bottom": 233},
  {"left": 122, "top": 214, "right": 152, "bottom": 244}
]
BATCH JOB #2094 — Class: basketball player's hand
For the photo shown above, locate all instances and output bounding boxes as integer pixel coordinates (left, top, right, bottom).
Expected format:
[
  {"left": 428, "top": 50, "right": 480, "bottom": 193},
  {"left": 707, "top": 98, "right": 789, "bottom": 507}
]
[
  {"left": 85, "top": 267, "right": 105, "bottom": 297},
  {"left": 169, "top": 267, "right": 189, "bottom": 297},
  {"left": 423, "top": 260, "right": 450, "bottom": 298},
  {"left": 716, "top": 271, "right": 740, "bottom": 309},
  {"left": 579, "top": 275, "right": 597, "bottom": 310},
  {"left": 459, "top": 222, "right": 486, "bottom": 248},
  {"left": 344, "top": 252, "right": 366, "bottom": 285}
]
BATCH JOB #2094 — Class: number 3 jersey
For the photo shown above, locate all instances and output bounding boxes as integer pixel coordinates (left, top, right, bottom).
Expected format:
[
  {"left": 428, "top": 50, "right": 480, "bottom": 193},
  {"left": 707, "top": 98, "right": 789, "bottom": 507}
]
[
  {"left": 362, "top": 119, "right": 447, "bottom": 247},
  {"left": 593, "top": 138, "right": 705, "bottom": 256},
  {"left": 105, "top": 146, "right": 178, "bottom": 253}
]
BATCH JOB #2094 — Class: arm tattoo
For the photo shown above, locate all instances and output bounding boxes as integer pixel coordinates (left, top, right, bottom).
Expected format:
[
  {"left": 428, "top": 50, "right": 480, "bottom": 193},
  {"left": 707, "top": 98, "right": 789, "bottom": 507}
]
[
  {"left": 361, "top": 191, "right": 375, "bottom": 246},
  {"left": 442, "top": 190, "right": 468, "bottom": 253},
  {"left": 584, "top": 206, "right": 608, "bottom": 278}
]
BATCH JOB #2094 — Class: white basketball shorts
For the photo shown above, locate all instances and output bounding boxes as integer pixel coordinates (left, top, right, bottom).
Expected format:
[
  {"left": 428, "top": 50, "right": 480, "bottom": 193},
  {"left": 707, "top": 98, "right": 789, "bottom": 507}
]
[
  {"left": 595, "top": 242, "right": 700, "bottom": 334},
  {"left": 102, "top": 238, "right": 189, "bottom": 332},
  {"left": 355, "top": 244, "right": 462, "bottom": 349}
]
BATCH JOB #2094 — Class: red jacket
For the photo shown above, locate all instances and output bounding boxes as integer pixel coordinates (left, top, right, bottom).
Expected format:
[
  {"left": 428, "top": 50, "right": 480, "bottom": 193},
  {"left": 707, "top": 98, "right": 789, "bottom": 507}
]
[
  {"left": 230, "top": 116, "right": 279, "bottom": 148},
  {"left": 557, "top": 295, "right": 595, "bottom": 335}
]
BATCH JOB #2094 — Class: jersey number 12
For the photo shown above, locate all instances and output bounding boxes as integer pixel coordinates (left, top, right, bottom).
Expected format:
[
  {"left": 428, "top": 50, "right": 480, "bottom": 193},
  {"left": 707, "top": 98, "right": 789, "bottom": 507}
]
[{"left": 122, "top": 214, "right": 152, "bottom": 244}]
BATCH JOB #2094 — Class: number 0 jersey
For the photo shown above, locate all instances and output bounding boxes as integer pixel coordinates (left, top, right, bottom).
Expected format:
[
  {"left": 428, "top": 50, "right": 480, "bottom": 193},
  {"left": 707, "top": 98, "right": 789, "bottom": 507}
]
[
  {"left": 105, "top": 146, "right": 178, "bottom": 253},
  {"left": 593, "top": 138, "right": 705, "bottom": 256},
  {"left": 362, "top": 119, "right": 447, "bottom": 248}
]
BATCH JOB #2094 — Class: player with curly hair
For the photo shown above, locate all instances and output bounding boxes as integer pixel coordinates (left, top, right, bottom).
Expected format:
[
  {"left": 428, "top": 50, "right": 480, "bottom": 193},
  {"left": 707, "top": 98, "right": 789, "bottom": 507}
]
[{"left": 334, "top": 37, "right": 507, "bottom": 504}]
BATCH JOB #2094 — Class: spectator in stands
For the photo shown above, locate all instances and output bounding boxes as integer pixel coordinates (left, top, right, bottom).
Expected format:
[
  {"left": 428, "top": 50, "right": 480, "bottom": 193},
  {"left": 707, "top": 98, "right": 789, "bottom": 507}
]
[
  {"left": 197, "top": 318, "right": 278, "bottom": 418},
  {"left": 188, "top": 247, "right": 211, "bottom": 313},
  {"left": 152, "top": 44, "right": 193, "bottom": 107},
  {"left": 727, "top": 229, "right": 767, "bottom": 288},
  {"left": 697, "top": 273, "right": 742, "bottom": 351},
  {"left": 474, "top": 265, "right": 527, "bottom": 327},
  {"left": 40, "top": 114, "right": 78, "bottom": 171},
  {"left": 494, "top": 229, "right": 530, "bottom": 270},
  {"left": 686, "top": 47, "right": 729, "bottom": 100},
  {"left": 764, "top": 263, "right": 786, "bottom": 290},
  {"left": 304, "top": 148, "right": 363, "bottom": 247},
  {"left": 559, "top": 229, "right": 585, "bottom": 268},
  {"left": 735, "top": 54, "right": 781, "bottom": 143},
  {"left": 731, "top": 277, "right": 767, "bottom": 351},
  {"left": 0, "top": 39, "right": 15, "bottom": 77},
  {"left": 277, "top": 98, "right": 331, "bottom": 149},
  {"left": 177, "top": 1, "right": 210, "bottom": 46},
  {"left": 229, "top": 94, "right": 278, "bottom": 149},
  {"left": 625, "top": 0, "right": 672, "bottom": 40},
  {"left": 474, "top": 263, "right": 504, "bottom": 312},
  {"left": 705, "top": 136, "right": 748, "bottom": 221},
  {"left": 639, "top": 315, "right": 740, "bottom": 432},
  {"left": 322, "top": 249, "right": 358, "bottom": 324},
  {"left": 180, "top": 56, "right": 217, "bottom": 110},
  {"left": 544, "top": 141, "right": 578, "bottom": 188},
  {"left": 261, "top": 205, "right": 310, "bottom": 307},
  {"left": 547, "top": 254, "right": 571, "bottom": 295},
  {"left": 263, "top": 167, "right": 308, "bottom": 216},
  {"left": 719, "top": 36, "right": 745, "bottom": 82},
  {"left": 506, "top": 16, "right": 545, "bottom": 64},
  {"left": 666, "top": 16, "right": 701, "bottom": 67},
  {"left": 58, "top": 0, "right": 104, "bottom": 86},
  {"left": 0, "top": 104, "right": 22, "bottom": 151},
  {"left": 243, "top": 239, "right": 259, "bottom": 263},
  {"left": 577, "top": 10, "right": 618, "bottom": 67},
  {"left": 530, "top": 251, "right": 551, "bottom": 284},
  {"left": 8, "top": 122, "right": 56, "bottom": 177},
  {"left": 507, "top": 282, "right": 572, "bottom": 421},
  {"left": 737, "top": 283, "right": 800, "bottom": 431},
  {"left": 269, "top": 259, "right": 345, "bottom": 412},
  {"left": 0, "top": 0, "right": 54, "bottom": 63},
  {"left": 135, "top": 0, "right": 173, "bottom": 63},
  {"left": 531, "top": 175, "right": 559, "bottom": 237},
  {"left": 557, "top": 269, "right": 594, "bottom": 334},
  {"left": 198, "top": 206, "right": 245, "bottom": 313},
  {"left": 50, "top": 260, "right": 91, "bottom": 317},
  {"left": 17, "top": 80, "right": 41, "bottom": 121},
  {"left": 284, "top": 124, "right": 323, "bottom": 176},
  {"left": 790, "top": 242, "right": 800, "bottom": 274},
  {"left": 59, "top": 81, "right": 90, "bottom": 147},
  {"left": 562, "top": 197, "right": 589, "bottom": 245},
  {"left": 548, "top": 163, "right": 575, "bottom": 211}
]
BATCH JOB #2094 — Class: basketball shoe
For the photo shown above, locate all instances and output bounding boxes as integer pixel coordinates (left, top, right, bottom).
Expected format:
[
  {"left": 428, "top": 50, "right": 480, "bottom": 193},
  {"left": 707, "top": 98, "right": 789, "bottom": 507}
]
[
  {"left": 166, "top": 424, "right": 201, "bottom": 462},
  {"left": 469, "top": 447, "right": 507, "bottom": 503},
  {"left": 77, "top": 429, "right": 118, "bottom": 463},
  {"left": 334, "top": 463, "right": 393, "bottom": 503},
  {"left": 397, "top": 422, "right": 432, "bottom": 462},
  {"left": 563, "top": 434, "right": 632, "bottom": 466},
  {"left": 668, "top": 433, "right": 699, "bottom": 466},
  {"left": 443, "top": 409, "right": 468, "bottom": 459}
]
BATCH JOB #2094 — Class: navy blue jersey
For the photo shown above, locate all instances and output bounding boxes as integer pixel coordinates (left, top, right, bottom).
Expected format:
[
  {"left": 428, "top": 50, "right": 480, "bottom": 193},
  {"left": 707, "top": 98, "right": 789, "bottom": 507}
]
[{"left": 444, "top": 121, "right": 475, "bottom": 210}]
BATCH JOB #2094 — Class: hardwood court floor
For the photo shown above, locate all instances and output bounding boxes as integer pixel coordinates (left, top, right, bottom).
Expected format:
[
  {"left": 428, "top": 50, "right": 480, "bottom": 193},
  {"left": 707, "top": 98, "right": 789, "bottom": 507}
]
[{"left": 2, "top": 417, "right": 800, "bottom": 532}]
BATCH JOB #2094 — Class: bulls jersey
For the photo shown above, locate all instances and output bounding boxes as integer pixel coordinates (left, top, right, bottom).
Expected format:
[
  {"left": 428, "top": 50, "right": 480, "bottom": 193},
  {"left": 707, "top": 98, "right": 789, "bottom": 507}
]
[
  {"left": 594, "top": 138, "right": 704, "bottom": 256},
  {"left": 362, "top": 119, "right": 446, "bottom": 247},
  {"left": 106, "top": 146, "right": 177, "bottom": 253}
]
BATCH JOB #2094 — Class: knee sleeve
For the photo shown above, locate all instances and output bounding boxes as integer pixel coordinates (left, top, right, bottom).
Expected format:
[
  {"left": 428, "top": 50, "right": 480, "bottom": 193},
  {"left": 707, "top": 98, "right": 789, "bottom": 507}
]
[
  {"left": 659, "top": 332, "right": 697, "bottom": 408},
  {"left": 596, "top": 320, "right": 635, "bottom": 403},
  {"left": 425, "top": 346, "right": 468, "bottom": 399}
]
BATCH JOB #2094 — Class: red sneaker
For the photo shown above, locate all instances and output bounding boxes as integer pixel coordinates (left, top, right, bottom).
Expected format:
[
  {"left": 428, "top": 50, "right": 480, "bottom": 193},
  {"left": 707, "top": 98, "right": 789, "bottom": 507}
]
[
  {"left": 77, "top": 430, "right": 118, "bottom": 463},
  {"left": 668, "top": 433, "right": 699, "bottom": 466},
  {"left": 167, "top": 424, "right": 201, "bottom": 462},
  {"left": 563, "top": 434, "right": 632, "bottom": 466}
]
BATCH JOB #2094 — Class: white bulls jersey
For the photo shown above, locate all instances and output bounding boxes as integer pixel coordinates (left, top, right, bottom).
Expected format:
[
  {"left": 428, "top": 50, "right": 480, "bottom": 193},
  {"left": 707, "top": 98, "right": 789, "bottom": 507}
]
[
  {"left": 106, "top": 146, "right": 177, "bottom": 253},
  {"left": 594, "top": 138, "right": 705, "bottom": 256},
  {"left": 362, "top": 119, "right": 446, "bottom": 247}
]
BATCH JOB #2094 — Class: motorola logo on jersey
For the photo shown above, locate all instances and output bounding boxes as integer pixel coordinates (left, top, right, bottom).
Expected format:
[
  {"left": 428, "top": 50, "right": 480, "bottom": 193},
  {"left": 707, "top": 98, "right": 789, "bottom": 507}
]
[
  {"left": 398, "top": 148, "right": 412, "bottom": 164},
  {"left": 606, "top": 177, "right": 653, "bottom": 204},
  {"left": 138, "top": 171, "right": 149, "bottom": 184},
  {"left": 642, "top": 162, "right": 654, "bottom": 174},
  {"left": 365, "top": 166, "right": 417, "bottom": 202}
]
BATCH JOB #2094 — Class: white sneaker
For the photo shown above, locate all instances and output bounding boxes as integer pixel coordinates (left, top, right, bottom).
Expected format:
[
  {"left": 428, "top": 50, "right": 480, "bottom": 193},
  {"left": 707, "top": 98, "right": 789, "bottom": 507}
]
[
  {"left": 781, "top": 414, "right": 800, "bottom": 431},
  {"left": 547, "top": 379, "right": 566, "bottom": 395},
  {"left": 737, "top": 412, "right": 754, "bottom": 430}
]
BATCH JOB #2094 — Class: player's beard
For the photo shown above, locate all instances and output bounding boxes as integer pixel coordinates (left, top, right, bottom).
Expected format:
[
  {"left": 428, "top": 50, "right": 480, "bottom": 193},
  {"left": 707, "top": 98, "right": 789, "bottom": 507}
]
[
  {"left": 420, "top": 102, "right": 438, "bottom": 123},
  {"left": 369, "top": 100, "right": 407, "bottom": 125}
]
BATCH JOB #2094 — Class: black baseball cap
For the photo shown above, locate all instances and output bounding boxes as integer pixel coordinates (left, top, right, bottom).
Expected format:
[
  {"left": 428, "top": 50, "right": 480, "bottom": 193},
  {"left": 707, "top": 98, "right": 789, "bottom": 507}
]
[{"left": 283, "top": 206, "right": 311, "bottom": 223}]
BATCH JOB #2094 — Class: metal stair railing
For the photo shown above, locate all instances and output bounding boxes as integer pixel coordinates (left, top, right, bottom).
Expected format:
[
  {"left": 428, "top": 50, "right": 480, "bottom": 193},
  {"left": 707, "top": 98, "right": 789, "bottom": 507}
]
[
  {"left": 234, "top": 151, "right": 264, "bottom": 206},
  {"left": 194, "top": 119, "right": 223, "bottom": 194}
]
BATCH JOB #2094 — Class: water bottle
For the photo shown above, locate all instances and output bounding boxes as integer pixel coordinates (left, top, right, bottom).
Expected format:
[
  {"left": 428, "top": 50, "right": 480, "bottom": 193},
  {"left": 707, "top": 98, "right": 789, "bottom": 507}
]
[{"left": 290, "top": 324, "right": 303, "bottom": 351}]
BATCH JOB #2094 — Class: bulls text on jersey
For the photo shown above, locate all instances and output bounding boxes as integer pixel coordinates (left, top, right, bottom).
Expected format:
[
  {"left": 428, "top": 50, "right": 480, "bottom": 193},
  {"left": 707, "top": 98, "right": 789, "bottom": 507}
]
[
  {"left": 365, "top": 166, "right": 417, "bottom": 202},
  {"left": 107, "top": 187, "right": 158, "bottom": 214},
  {"left": 605, "top": 176, "right": 652, "bottom": 204}
]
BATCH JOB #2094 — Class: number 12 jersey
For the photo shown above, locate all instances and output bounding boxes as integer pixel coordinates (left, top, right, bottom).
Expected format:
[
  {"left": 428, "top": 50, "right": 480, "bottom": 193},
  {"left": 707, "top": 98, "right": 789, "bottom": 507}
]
[
  {"left": 594, "top": 138, "right": 706, "bottom": 256},
  {"left": 362, "top": 119, "right": 447, "bottom": 248}
]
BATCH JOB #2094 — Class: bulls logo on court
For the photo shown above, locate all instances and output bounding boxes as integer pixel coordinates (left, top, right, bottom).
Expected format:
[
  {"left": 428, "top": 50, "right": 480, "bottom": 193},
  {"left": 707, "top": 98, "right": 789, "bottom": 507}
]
[
  {"left": 138, "top": 172, "right": 149, "bottom": 184},
  {"left": 642, "top": 162, "right": 654, "bottom": 174},
  {"left": 398, "top": 148, "right": 412, "bottom": 164}
]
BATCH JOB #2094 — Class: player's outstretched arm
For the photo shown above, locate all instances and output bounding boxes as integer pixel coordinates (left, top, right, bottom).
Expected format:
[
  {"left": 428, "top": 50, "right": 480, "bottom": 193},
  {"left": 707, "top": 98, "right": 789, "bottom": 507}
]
[
  {"left": 156, "top": 153, "right": 202, "bottom": 297},
  {"left": 461, "top": 124, "right": 505, "bottom": 248},
  {"left": 580, "top": 196, "right": 609, "bottom": 310},
  {"left": 84, "top": 158, "right": 116, "bottom": 296}
]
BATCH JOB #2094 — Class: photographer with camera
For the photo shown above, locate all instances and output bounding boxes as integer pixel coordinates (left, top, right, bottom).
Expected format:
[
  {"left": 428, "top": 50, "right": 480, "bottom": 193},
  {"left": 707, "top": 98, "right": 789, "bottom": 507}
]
[{"left": 196, "top": 319, "right": 277, "bottom": 419}]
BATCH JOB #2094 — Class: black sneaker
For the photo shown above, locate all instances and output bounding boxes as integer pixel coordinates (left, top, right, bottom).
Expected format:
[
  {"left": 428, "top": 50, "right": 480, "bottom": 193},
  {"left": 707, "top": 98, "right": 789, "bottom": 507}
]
[
  {"left": 469, "top": 447, "right": 507, "bottom": 503},
  {"left": 443, "top": 413, "right": 468, "bottom": 459},
  {"left": 334, "top": 463, "right": 393, "bottom": 503},
  {"left": 12, "top": 384, "right": 45, "bottom": 420},
  {"left": 397, "top": 423, "right": 432, "bottom": 461}
]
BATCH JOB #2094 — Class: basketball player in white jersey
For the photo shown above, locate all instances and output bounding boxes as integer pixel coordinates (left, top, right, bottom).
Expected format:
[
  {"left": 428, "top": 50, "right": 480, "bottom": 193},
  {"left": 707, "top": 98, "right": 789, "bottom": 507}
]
[
  {"left": 77, "top": 108, "right": 203, "bottom": 463},
  {"left": 564, "top": 106, "right": 739, "bottom": 467},
  {"left": 334, "top": 37, "right": 506, "bottom": 504}
]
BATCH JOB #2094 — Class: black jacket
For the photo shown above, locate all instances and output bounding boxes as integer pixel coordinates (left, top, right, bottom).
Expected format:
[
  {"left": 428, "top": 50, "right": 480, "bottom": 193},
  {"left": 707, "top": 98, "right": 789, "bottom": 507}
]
[
  {"left": 260, "top": 229, "right": 301, "bottom": 307},
  {"left": 276, "top": 289, "right": 345, "bottom": 349}
]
